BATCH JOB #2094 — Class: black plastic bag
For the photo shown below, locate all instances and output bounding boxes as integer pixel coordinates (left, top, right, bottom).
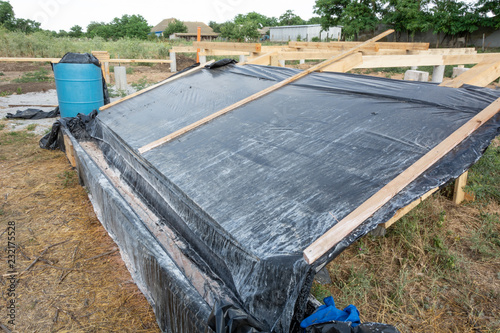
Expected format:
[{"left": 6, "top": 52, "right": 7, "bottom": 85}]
[{"left": 6, "top": 107, "right": 60, "bottom": 120}]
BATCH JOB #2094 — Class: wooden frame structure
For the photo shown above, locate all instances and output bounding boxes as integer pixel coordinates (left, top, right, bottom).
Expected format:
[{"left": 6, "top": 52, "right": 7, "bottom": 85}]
[
  {"left": 4, "top": 36, "right": 498, "bottom": 265},
  {"left": 102, "top": 32, "right": 500, "bottom": 266}
]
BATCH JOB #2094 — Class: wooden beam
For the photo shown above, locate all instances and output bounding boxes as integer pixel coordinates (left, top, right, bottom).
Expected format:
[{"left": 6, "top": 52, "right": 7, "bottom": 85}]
[
  {"left": 357, "top": 54, "right": 444, "bottom": 68},
  {"left": 303, "top": 97, "right": 500, "bottom": 264},
  {"left": 193, "top": 42, "right": 261, "bottom": 53},
  {"left": 289, "top": 41, "right": 378, "bottom": 52},
  {"left": 410, "top": 48, "right": 476, "bottom": 55},
  {"left": 321, "top": 52, "right": 363, "bottom": 73},
  {"left": 0, "top": 57, "right": 60, "bottom": 63},
  {"left": 109, "top": 59, "right": 172, "bottom": 64},
  {"left": 63, "top": 134, "right": 76, "bottom": 168},
  {"left": 381, "top": 188, "right": 439, "bottom": 229},
  {"left": 440, "top": 59, "right": 500, "bottom": 88},
  {"left": 330, "top": 41, "right": 429, "bottom": 51},
  {"left": 99, "top": 60, "right": 214, "bottom": 112},
  {"left": 277, "top": 51, "right": 341, "bottom": 61},
  {"left": 443, "top": 53, "right": 500, "bottom": 65},
  {"left": 453, "top": 171, "right": 469, "bottom": 205},
  {"left": 244, "top": 52, "right": 276, "bottom": 66},
  {"left": 138, "top": 29, "right": 395, "bottom": 154}
]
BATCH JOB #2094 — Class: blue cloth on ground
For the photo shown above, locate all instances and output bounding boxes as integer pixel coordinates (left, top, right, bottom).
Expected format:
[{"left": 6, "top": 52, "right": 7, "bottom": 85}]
[{"left": 300, "top": 296, "right": 360, "bottom": 328}]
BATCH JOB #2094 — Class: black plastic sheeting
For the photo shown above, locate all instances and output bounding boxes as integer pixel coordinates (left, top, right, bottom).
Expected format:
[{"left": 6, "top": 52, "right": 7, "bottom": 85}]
[
  {"left": 48, "top": 63, "right": 500, "bottom": 332},
  {"left": 6, "top": 106, "right": 59, "bottom": 119},
  {"left": 55, "top": 52, "right": 110, "bottom": 105}
]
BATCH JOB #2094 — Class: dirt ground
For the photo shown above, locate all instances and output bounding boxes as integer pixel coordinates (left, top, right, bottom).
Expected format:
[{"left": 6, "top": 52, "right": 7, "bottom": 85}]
[{"left": 0, "top": 126, "right": 161, "bottom": 332}]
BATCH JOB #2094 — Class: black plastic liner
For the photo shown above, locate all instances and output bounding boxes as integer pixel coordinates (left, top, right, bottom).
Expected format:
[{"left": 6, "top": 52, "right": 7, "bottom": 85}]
[
  {"left": 6, "top": 107, "right": 59, "bottom": 119},
  {"left": 48, "top": 63, "right": 500, "bottom": 332}
]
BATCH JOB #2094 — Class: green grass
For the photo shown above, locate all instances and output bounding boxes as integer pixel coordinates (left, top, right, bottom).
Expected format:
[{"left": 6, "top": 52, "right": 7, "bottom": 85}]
[
  {"left": 0, "top": 26, "right": 172, "bottom": 59},
  {"left": 468, "top": 212, "right": 500, "bottom": 258},
  {"left": 13, "top": 68, "right": 53, "bottom": 83},
  {"left": 0, "top": 123, "right": 5, "bottom": 130},
  {"left": 1, "top": 91, "right": 13, "bottom": 97},
  {"left": 0, "top": 72, "right": 4, "bottom": 76},
  {"left": 26, "top": 124, "right": 37, "bottom": 131},
  {"left": 466, "top": 143, "right": 500, "bottom": 203},
  {"left": 131, "top": 76, "right": 154, "bottom": 92},
  {"left": 57, "top": 170, "right": 78, "bottom": 188}
]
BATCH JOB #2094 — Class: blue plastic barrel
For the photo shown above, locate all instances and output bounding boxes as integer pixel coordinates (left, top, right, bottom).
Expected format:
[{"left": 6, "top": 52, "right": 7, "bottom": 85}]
[{"left": 53, "top": 63, "right": 104, "bottom": 118}]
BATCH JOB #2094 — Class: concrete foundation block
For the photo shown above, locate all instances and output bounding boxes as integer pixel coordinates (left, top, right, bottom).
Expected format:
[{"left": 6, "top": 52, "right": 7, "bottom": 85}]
[
  {"left": 239, "top": 55, "right": 246, "bottom": 63},
  {"left": 170, "top": 51, "right": 177, "bottom": 72},
  {"left": 404, "top": 70, "right": 429, "bottom": 82},
  {"left": 114, "top": 66, "right": 127, "bottom": 91},
  {"left": 452, "top": 67, "right": 470, "bottom": 78}
]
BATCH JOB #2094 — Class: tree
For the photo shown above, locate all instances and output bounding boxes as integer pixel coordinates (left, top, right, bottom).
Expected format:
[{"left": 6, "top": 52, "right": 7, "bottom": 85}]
[
  {"left": 314, "top": 0, "right": 381, "bottom": 40},
  {"left": 307, "top": 16, "right": 322, "bottom": 24},
  {"left": 0, "top": 0, "right": 14, "bottom": 28},
  {"left": 209, "top": 21, "right": 223, "bottom": 33},
  {"left": 383, "top": 0, "right": 432, "bottom": 41},
  {"left": 110, "top": 14, "right": 150, "bottom": 39},
  {"left": 12, "top": 18, "right": 41, "bottom": 33},
  {"left": 163, "top": 20, "right": 188, "bottom": 37},
  {"left": 476, "top": 0, "right": 500, "bottom": 28},
  {"left": 431, "top": 0, "right": 480, "bottom": 36},
  {"left": 220, "top": 20, "right": 259, "bottom": 41},
  {"left": 69, "top": 25, "right": 83, "bottom": 38},
  {"left": 234, "top": 12, "right": 278, "bottom": 27},
  {"left": 279, "top": 10, "right": 306, "bottom": 26}
]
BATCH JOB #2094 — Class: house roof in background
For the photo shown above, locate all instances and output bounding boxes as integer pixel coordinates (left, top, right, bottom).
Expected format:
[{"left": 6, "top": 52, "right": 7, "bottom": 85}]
[
  {"left": 151, "top": 18, "right": 176, "bottom": 33},
  {"left": 151, "top": 19, "right": 217, "bottom": 36}
]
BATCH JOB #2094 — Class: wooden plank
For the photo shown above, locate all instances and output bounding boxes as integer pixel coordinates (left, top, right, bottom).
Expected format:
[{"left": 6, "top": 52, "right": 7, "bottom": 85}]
[
  {"left": 440, "top": 59, "right": 500, "bottom": 88},
  {"left": 453, "top": 171, "right": 469, "bottom": 205},
  {"left": 0, "top": 57, "right": 60, "bottom": 63},
  {"left": 137, "top": 30, "right": 395, "bottom": 154},
  {"left": 356, "top": 54, "right": 444, "bottom": 68},
  {"left": 381, "top": 188, "right": 439, "bottom": 229},
  {"left": 108, "top": 59, "right": 172, "bottom": 63},
  {"left": 321, "top": 52, "right": 363, "bottom": 73},
  {"left": 193, "top": 42, "right": 261, "bottom": 53},
  {"left": 99, "top": 60, "right": 214, "bottom": 112},
  {"left": 63, "top": 134, "right": 76, "bottom": 168},
  {"left": 331, "top": 41, "right": 429, "bottom": 51},
  {"left": 277, "top": 51, "right": 342, "bottom": 61},
  {"left": 410, "top": 48, "right": 476, "bottom": 55},
  {"left": 303, "top": 97, "right": 500, "bottom": 264},
  {"left": 443, "top": 53, "right": 500, "bottom": 65},
  {"left": 289, "top": 41, "right": 379, "bottom": 53},
  {"left": 244, "top": 52, "right": 276, "bottom": 66}
]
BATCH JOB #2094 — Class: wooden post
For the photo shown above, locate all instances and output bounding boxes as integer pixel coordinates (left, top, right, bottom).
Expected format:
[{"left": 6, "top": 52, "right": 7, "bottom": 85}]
[
  {"left": 197, "top": 27, "right": 201, "bottom": 63},
  {"left": 453, "top": 171, "right": 469, "bottom": 204}
]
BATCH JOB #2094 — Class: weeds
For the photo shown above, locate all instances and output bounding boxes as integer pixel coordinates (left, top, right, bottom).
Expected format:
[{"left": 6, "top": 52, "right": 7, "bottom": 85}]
[
  {"left": 466, "top": 143, "right": 500, "bottom": 203},
  {"left": 0, "top": 72, "right": 4, "bottom": 76},
  {"left": 26, "top": 124, "right": 37, "bottom": 131},
  {"left": 16, "top": 87, "right": 22, "bottom": 94},
  {"left": 0, "top": 123, "right": 5, "bottom": 130},
  {"left": 57, "top": 170, "right": 77, "bottom": 188},
  {"left": 0, "top": 91, "right": 12, "bottom": 97},
  {"left": 468, "top": 212, "right": 500, "bottom": 258},
  {"left": 311, "top": 283, "right": 331, "bottom": 303},
  {"left": 13, "top": 68, "right": 53, "bottom": 83},
  {"left": 131, "top": 76, "right": 153, "bottom": 91}
]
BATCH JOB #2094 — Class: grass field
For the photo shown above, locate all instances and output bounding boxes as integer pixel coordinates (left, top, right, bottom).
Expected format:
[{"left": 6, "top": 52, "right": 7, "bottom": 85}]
[{"left": 318, "top": 139, "right": 500, "bottom": 332}]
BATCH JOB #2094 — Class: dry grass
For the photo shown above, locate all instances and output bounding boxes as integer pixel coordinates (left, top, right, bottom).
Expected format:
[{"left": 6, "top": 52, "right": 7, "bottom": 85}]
[
  {"left": 0, "top": 128, "right": 160, "bottom": 332},
  {"left": 316, "top": 138, "right": 500, "bottom": 332}
]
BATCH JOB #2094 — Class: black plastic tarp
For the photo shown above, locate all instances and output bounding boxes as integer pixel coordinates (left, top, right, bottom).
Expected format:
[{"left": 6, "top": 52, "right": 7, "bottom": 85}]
[{"left": 59, "top": 63, "right": 500, "bottom": 332}]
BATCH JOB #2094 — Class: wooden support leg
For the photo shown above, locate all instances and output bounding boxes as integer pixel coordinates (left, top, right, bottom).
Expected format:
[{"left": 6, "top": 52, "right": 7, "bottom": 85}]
[
  {"left": 453, "top": 171, "right": 469, "bottom": 204},
  {"left": 104, "top": 62, "right": 110, "bottom": 83},
  {"left": 63, "top": 135, "right": 76, "bottom": 168}
]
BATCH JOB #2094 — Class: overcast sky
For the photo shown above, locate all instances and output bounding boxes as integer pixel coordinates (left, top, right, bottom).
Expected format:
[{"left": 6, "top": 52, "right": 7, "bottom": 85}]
[{"left": 8, "top": 0, "right": 319, "bottom": 32}]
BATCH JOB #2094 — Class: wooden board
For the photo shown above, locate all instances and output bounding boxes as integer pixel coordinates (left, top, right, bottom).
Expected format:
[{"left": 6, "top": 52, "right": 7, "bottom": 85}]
[
  {"left": 99, "top": 60, "right": 214, "bottom": 112},
  {"left": 303, "top": 97, "right": 500, "bottom": 264},
  {"left": 137, "top": 30, "right": 395, "bottom": 154},
  {"left": 289, "top": 41, "right": 379, "bottom": 52},
  {"left": 440, "top": 59, "right": 500, "bottom": 88},
  {"left": 381, "top": 188, "right": 439, "bottom": 229},
  {"left": 63, "top": 134, "right": 76, "bottom": 168},
  {"left": 321, "top": 52, "right": 363, "bottom": 73},
  {"left": 193, "top": 42, "right": 261, "bottom": 53},
  {"left": 0, "top": 57, "right": 60, "bottom": 63},
  {"left": 244, "top": 52, "right": 276, "bottom": 66},
  {"left": 329, "top": 41, "right": 429, "bottom": 51},
  {"left": 453, "top": 171, "right": 469, "bottom": 205},
  {"left": 109, "top": 59, "right": 172, "bottom": 63}
]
